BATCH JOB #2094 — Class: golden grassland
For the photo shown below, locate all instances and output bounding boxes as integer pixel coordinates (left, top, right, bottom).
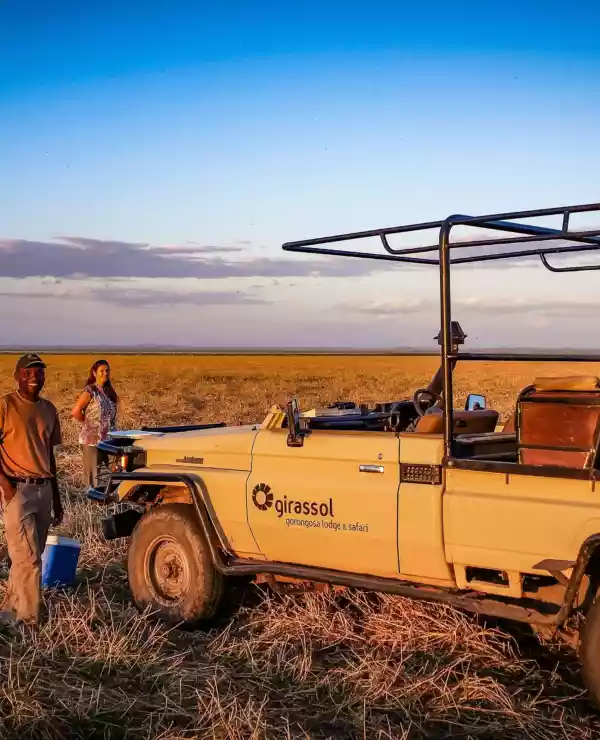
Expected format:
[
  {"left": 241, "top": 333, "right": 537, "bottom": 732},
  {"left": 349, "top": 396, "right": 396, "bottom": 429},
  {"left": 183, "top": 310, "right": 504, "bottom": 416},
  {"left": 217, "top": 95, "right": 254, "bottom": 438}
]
[{"left": 2, "top": 354, "right": 600, "bottom": 739}]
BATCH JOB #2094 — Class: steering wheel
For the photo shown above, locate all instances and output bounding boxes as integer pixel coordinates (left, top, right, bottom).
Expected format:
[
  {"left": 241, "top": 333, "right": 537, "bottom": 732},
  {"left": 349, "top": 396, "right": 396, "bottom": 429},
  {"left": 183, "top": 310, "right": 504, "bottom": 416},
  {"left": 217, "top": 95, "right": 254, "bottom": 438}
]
[{"left": 412, "top": 388, "right": 441, "bottom": 417}]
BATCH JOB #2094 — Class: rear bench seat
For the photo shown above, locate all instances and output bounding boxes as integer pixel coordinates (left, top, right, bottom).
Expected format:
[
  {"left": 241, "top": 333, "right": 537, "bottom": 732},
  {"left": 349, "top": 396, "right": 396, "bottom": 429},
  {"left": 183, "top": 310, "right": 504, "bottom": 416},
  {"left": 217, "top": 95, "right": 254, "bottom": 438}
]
[{"left": 516, "top": 375, "right": 600, "bottom": 468}]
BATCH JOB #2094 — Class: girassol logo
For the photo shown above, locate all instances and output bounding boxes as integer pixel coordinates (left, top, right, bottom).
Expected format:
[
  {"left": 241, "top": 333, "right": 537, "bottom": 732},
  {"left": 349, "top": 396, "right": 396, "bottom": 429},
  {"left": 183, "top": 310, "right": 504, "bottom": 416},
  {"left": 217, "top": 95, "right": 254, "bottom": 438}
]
[
  {"left": 251, "top": 483, "right": 334, "bottom": 519},
  {"left": 252, "top": 483, "right": 274, "bottom": 511}
]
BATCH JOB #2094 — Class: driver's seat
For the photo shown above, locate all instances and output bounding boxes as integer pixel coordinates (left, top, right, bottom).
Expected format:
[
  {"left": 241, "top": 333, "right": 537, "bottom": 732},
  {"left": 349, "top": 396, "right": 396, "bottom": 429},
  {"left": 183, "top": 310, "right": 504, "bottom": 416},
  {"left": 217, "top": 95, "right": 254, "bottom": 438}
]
[{"left": 414, "top": 409, "right": 499, "bottom": 434}]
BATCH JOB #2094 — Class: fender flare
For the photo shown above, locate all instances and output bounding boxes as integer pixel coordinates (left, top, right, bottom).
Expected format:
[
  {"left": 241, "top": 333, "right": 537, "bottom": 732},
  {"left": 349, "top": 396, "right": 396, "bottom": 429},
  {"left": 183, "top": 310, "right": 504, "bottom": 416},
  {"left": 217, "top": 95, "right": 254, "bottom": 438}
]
[
  {"left": 555, "top": 533, "right": 600, "bottom": 626},
  {"left": 107, "top": 472, "right": 234, "bottom": 566}
]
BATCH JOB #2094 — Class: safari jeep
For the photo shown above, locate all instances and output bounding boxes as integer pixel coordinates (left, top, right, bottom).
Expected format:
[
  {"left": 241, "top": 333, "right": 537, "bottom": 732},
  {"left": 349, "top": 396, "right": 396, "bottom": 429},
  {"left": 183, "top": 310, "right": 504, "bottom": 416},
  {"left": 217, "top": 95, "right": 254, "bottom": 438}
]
[{"left": 89, "top": 202, "right": 600, "bottom": 707}]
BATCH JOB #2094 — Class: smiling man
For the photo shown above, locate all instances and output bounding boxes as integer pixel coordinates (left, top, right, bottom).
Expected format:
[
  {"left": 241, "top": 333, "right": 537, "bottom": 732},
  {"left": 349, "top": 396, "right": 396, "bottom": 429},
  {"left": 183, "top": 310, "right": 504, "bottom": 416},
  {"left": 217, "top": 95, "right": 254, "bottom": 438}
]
[{"left": 0, "top": 353, "right": 63, "bottom": 628}]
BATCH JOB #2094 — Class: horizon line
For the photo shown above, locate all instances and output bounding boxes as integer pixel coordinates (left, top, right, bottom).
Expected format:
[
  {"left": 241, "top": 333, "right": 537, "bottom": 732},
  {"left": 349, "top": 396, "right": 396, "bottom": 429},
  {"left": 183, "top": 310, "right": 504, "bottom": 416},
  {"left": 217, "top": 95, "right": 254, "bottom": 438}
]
[{"left": 0, "top": 344, "right": 598, "bottom": 357}]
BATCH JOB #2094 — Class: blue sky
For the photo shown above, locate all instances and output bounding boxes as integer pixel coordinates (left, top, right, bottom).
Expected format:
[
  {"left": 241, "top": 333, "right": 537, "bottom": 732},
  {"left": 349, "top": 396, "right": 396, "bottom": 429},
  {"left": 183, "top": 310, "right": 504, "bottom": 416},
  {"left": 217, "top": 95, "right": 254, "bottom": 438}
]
[{"left": 1, "top": 1, "right": 600, "bottom": 348}]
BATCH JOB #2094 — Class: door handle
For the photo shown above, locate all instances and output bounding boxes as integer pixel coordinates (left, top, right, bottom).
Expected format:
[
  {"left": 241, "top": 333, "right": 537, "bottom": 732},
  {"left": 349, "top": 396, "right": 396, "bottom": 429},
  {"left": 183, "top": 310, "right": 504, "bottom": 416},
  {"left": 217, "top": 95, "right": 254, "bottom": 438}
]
[{"left": 359, "top": 464, "right": 384, "bottom": 474}]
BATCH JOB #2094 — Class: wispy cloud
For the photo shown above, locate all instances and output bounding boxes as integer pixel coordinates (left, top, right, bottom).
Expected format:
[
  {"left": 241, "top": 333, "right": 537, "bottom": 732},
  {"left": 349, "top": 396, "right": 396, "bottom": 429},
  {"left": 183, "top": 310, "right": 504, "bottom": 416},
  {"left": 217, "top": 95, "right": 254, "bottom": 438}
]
[
  {"left": 93, "top": 287, "right": 270, "bottom": 307},
  {"left": 2, "top": 231, "right": 591, "bottom": 284},
  {"left": 0, "top": 283, "right": 270, "bottom": 308},
  {"left": 57, "top": 236, "right": 245, "bottom": 255},
  {"left": 455, "top": 296, "right": 600, "bottom": 316},
  {"left": 341, "top": 297, "right": 433, "bottom": 317},
  {"left": 0, "top": 236, "right": 387, "bottom": 279},
  {"left": 344, "top": 295, "right": 600, "bottom": 319}
]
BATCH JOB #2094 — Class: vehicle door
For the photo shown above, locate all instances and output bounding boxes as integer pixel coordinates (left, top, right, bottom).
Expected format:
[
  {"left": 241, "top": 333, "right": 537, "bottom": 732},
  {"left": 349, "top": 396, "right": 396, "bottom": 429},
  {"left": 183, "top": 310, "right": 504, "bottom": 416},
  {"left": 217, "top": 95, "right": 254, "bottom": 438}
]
[{"left": 246, "top": 427, "right": 401, "bottom": 578}]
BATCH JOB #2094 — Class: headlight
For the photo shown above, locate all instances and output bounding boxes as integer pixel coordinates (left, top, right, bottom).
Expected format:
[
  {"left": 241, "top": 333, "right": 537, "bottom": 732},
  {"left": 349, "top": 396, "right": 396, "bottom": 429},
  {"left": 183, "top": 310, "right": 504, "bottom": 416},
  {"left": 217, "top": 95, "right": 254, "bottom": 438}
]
[
  {"left": 112, "top": 449, "right": 146, "bottom": 472},
  {"left": 100, "top": 441, "right": 145, "bottom": 473}
]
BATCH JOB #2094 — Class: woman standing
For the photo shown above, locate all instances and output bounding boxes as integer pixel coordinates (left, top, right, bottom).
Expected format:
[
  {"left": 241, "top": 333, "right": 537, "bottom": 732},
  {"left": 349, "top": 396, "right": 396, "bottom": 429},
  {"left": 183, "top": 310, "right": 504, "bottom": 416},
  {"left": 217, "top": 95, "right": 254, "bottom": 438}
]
[{"left": 71, "top": 359, "right": 118, "bottom": 488}]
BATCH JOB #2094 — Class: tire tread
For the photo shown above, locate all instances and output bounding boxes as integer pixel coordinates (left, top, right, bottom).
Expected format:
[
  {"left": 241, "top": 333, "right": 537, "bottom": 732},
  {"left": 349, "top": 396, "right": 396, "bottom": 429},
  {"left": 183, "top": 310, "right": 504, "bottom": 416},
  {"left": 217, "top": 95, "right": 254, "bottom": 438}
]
[{"left": 127, "top": 503, "right": 224, "bottom": 628}]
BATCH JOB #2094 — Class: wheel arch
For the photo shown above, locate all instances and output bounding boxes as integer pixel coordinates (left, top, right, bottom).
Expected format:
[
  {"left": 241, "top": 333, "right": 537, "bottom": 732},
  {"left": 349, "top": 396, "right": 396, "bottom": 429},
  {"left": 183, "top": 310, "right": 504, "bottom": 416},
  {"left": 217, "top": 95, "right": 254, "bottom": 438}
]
[
  {"left": 553, "top": 532, "right": 600, "bottom": 626},
  {"left": 117, "top": 479, "right": 194, "bottom": 505},
  {"left": 105, "top": 472, "right": 233, "bottom": 567}
]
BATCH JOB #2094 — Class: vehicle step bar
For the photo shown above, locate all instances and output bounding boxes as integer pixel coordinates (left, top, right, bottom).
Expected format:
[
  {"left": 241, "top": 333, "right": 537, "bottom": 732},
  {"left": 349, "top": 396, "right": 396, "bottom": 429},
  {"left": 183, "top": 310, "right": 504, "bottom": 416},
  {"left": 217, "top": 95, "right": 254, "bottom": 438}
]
[{"left": 219, "top": 558, "right": 559, "bottom": 626}]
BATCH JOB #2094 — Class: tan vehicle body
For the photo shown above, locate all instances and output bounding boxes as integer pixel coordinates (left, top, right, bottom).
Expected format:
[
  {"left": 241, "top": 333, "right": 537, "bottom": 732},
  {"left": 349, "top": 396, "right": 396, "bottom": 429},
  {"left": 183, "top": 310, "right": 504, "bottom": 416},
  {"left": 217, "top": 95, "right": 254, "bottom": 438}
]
[{"left": 112, "top": 393, "right": 596, "bottom": 608}]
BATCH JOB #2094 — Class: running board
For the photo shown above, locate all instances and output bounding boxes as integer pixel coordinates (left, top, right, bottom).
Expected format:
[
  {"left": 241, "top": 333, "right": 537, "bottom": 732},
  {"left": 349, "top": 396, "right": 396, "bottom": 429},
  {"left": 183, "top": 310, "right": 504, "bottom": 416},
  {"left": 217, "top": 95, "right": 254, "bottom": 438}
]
[{"left": 218, "top": 558, "right": 559, "bottom": 626}]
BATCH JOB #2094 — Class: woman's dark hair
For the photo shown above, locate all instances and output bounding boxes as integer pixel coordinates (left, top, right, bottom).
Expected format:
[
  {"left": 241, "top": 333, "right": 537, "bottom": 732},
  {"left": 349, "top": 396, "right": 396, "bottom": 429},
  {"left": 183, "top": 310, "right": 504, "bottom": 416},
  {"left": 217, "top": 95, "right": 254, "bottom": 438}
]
[{"left": 86, "top": 359, "right": 118, "bottom": 403}]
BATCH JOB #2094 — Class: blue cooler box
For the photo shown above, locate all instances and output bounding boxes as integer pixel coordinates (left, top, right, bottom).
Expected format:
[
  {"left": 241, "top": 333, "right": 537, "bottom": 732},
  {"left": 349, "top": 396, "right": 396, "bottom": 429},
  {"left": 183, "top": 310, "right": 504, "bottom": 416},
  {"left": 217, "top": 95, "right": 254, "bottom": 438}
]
[{"left": 41, "top": 535, "right": 81, "bottom": 588}]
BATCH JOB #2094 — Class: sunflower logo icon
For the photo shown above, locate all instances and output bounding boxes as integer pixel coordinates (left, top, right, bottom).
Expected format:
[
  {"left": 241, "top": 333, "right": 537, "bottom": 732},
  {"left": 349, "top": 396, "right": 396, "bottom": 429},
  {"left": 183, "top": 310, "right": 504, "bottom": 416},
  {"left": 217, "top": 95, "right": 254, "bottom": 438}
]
[{"left": 252, "top": 483, "right": 273, "bottom": 511}]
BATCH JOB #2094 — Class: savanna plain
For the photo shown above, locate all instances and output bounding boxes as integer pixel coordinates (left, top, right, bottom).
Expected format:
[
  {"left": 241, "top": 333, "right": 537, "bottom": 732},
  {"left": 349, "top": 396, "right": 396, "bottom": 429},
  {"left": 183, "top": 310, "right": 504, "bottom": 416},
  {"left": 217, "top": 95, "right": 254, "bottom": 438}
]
[{"left": 2, "top": 353, "right": 600, "bottom": 740}]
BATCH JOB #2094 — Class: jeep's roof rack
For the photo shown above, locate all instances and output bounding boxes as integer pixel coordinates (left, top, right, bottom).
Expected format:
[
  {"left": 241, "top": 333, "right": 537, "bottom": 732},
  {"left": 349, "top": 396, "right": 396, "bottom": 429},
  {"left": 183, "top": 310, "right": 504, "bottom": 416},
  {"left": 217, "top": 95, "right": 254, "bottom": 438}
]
[
  {"left": 282, "top": 203, "right": 600, "bottom": 269},
  {"left": 282, "top": 202, "right": 600, "bottom": 457}
]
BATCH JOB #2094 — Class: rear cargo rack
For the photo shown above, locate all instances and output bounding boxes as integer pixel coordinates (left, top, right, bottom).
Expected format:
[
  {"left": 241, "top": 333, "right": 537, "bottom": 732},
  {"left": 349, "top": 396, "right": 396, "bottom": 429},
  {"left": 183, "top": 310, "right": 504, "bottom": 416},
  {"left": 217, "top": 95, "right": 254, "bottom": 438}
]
[{"left": 282, "top": 202, "right": 600, "bottom": 457}]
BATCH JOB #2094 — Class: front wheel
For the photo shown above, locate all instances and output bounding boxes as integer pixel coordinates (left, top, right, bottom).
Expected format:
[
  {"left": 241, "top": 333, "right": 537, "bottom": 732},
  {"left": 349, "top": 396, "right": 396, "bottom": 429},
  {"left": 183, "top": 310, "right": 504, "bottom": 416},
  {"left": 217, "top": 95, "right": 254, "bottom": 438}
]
[{"left": 127, "top": 503, "right": 224, "bottom": 628}]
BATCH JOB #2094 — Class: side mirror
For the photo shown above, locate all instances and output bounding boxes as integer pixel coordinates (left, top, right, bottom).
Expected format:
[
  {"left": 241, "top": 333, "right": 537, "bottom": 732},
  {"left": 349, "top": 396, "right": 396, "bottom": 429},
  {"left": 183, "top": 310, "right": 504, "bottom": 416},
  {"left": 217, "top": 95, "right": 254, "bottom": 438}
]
[
  {"left": 465, "top": 393, "right": 486, "bottom": 411},
  {"left": 286, "top": 397, "right": 306, "bottom": 447}
]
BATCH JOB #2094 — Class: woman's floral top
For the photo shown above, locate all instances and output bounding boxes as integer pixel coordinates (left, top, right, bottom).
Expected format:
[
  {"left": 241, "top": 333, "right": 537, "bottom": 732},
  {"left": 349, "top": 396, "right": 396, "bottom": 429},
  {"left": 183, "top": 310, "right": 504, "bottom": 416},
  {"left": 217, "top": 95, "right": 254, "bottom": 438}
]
[{"left": 79, "top": 384, "right": 117, "bottom": 446}]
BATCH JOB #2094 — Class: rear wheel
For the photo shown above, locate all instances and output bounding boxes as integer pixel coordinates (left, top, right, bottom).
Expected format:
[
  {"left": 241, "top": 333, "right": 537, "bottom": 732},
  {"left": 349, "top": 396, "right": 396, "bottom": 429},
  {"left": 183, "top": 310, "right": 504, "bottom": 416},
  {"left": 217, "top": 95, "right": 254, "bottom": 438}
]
[
  {"left": 579, "top": 595, "right": 600, "bottom": 707},
  {"left": 127, "top": 503, "right": 224, "bottom": 628}
]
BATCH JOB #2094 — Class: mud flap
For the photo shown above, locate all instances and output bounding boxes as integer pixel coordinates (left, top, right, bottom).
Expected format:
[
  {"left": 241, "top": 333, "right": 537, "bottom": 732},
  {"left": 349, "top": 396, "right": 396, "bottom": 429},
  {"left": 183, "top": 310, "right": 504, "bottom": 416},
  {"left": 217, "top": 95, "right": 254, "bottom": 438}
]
[{"left": 102, "top": 509, "right": 143, "bottom": 540}]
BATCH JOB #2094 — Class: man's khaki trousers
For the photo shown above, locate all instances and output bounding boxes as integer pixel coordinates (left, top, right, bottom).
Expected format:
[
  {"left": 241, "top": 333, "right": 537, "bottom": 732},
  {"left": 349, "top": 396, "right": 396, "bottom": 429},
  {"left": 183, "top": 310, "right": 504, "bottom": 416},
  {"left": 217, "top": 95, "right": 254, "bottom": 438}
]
[{"left": 1, "top": 481, "right": 52, "bottom": 624}]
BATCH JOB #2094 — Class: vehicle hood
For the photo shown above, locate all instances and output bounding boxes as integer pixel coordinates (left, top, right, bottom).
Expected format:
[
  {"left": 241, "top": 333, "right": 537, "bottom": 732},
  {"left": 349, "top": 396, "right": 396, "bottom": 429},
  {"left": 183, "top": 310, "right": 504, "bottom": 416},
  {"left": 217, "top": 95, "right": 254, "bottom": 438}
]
[{"left": 128, "top": 424, "right": 260, "bottom": 471}]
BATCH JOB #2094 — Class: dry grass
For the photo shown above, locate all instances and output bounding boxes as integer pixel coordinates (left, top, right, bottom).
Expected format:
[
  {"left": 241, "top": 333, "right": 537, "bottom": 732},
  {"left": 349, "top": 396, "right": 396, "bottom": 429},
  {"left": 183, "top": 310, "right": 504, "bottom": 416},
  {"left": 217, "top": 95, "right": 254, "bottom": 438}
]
[{"left": 1, "top": 353, "right": 600, "bottom": 739}]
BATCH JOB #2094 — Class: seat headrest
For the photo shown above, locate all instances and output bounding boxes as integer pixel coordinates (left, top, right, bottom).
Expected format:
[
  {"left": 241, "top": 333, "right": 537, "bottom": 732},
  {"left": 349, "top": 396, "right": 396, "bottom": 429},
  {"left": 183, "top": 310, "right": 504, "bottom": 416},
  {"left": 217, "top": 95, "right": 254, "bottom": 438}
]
[
  {"left": 533, "top": 375, "right": 600, "bottom": 392},
  {"left": 414, "top": 413, "right": 444, "bottom": 434}
]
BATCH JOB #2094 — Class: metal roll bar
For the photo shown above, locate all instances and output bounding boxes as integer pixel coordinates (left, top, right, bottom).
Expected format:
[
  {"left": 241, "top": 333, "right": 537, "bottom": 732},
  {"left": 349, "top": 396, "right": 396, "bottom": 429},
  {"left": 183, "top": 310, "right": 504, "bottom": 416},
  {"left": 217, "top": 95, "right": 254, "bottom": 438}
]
[{"left": 281, "top": 202, "right": 600, "bottom": 458}]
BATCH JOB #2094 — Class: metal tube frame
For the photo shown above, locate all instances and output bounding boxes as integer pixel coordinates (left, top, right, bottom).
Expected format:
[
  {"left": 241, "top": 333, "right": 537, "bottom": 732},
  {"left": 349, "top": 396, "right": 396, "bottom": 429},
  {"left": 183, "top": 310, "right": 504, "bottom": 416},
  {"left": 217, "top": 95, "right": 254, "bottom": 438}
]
[{"left": 281, "top": 202, "right": 600, "bottom": 460}]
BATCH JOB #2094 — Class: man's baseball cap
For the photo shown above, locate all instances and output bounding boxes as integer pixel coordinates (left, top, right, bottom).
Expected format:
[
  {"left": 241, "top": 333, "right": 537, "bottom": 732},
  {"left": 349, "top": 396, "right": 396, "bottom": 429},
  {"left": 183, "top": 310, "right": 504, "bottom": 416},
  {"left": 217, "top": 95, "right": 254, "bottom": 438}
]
[{"left": 15, "top": 352, "right": 47, "bottom": 372}]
